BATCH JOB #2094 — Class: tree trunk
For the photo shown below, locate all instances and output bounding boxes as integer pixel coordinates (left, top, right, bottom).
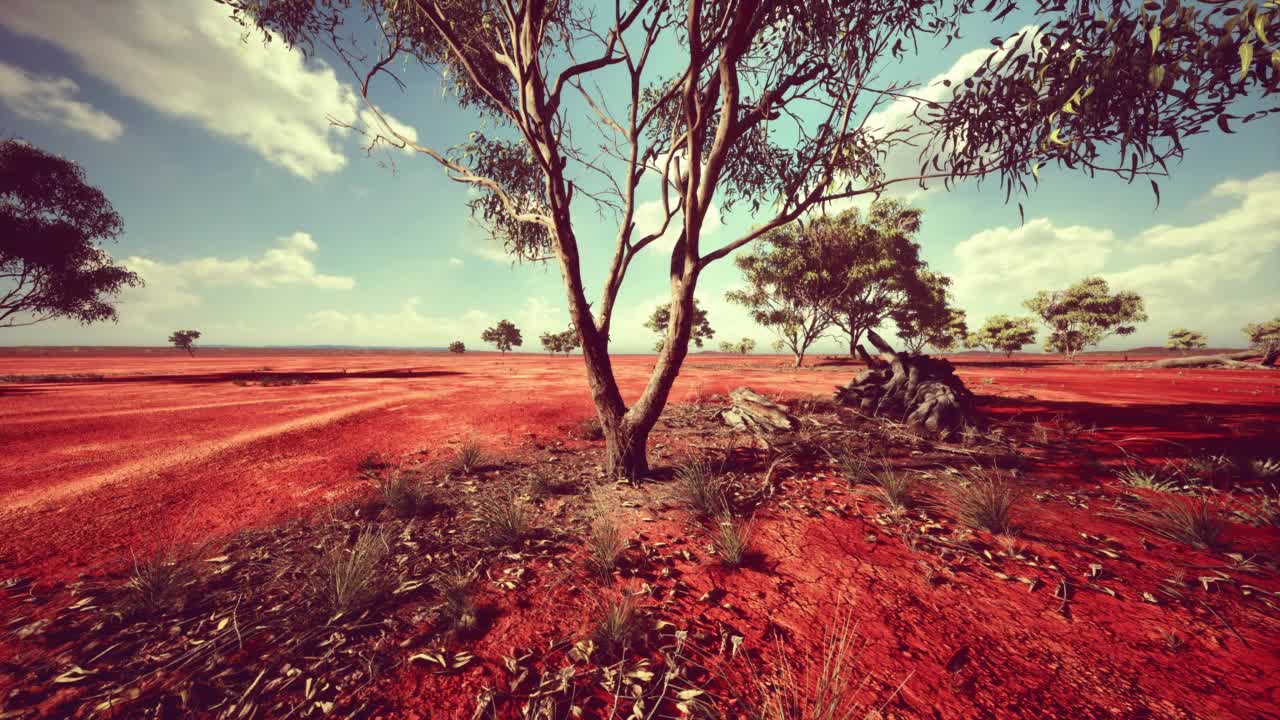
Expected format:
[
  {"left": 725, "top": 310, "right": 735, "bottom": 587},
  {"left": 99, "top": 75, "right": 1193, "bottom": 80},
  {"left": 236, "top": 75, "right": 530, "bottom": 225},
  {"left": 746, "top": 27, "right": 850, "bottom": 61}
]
[
  {"left": 602, "top": 416, "right": 649, "bottom": 479},
  {"left": 793, "top": 351, "right": 805, "bottom": 368}
]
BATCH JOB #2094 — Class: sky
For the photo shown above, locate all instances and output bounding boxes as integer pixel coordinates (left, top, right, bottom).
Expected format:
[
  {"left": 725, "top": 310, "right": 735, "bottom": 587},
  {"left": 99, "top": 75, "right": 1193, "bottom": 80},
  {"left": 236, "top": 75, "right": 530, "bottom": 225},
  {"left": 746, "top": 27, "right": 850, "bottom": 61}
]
[{"left": 1, "top": 1, "right": 1276, "bottom": 354}]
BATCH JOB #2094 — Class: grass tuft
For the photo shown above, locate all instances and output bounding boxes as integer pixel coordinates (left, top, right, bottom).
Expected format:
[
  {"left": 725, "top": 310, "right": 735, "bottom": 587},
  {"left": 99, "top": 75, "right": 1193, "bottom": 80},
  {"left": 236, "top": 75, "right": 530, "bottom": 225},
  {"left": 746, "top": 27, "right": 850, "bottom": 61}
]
[
  {"left": 585, "top": 515, "right": 627, "bottom": 577},
  {"left": 710, "top": 514, "right": 755, "bottom": 568},
  {"left": 320, "top": 528, "right": 390, "bottom": 617},
  {"left": 862, "top": 468, "right": 918, "bottom": 513},
  {"left": 673, "top": 458, "right": 731, "bottom": 518},
  {"left": 941, "top": 469, "right": 1024, "bottom": 536},
  {"left": 123, "top": 547, "right": 194, "bottom": 617},
  {"left": 378, "top": 470, "right": 444, "bottom": 518},
  {"left": 1124, "top": 495, "right": 1225, "bottom": 549},
  {"left": 577, "top": 417, "right": 605, "bottom": 441},
  {"left": 432, "top": 564, "right": 480, "bottom": 633},
  {"left": 1233, "top": 489, "right": 1279, "bottom": 528},
  {"left": 751, "top": 613, "right": 879, "bottom": 720},
  {"left": 357, "top": 451, "right": 391, "bottom": 473},
  {"left": 590, "top": 594, "right": 639, "bottom": 662},
  {"left": 831, "top": 446, "right": 870, "bottom": 485},
  {"left": 450, "top": 440, "right": 487, "bottom": 476},
  {"left": 471, "top": 492, "right": 532, "bottom": 547},
  {"left": 1250, "top": 457, "right": 1280, "bottom": 479},
  {"left": 1116, "top": 465, "right": 1178, "bottom": 493}
]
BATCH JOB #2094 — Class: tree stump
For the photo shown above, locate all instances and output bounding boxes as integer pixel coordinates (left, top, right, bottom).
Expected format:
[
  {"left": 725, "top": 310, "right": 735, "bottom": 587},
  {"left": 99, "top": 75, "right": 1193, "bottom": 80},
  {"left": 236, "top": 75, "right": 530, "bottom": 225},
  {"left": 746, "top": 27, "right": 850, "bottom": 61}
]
[{"left": 833, "top": 329, "right": 976, "bottom": 438}]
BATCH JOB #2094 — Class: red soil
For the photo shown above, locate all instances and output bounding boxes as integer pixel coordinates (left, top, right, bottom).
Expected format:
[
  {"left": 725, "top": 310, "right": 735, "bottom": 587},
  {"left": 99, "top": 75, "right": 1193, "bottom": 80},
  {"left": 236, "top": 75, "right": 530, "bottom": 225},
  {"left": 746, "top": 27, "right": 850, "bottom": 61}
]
[{"left": 1, "top": 348, "right": 1278, "bottom": 718}]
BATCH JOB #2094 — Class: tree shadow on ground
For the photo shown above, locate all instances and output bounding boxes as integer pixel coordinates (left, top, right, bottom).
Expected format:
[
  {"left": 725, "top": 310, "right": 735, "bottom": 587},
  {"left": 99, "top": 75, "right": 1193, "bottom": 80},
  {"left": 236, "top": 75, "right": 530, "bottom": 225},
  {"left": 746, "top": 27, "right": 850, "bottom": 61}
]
[{"left": 0, "top": 367, "right": 464, "bottom": 387}]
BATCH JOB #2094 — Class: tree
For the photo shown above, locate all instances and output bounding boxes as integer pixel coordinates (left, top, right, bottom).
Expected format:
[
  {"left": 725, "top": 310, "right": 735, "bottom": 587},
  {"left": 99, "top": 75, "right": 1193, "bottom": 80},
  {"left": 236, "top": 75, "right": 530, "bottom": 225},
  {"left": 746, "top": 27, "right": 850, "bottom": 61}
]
[
  {"left": 1, "top": 138, "right": 142, "bottom": 328},
  {"left": 220, "top": 0, "right": 1275, "bottom": 479},
  {"left": 892, "top": 271, "right": 964, "bottom": 354},
  {"left": 719, "top": 338, "right": 755, "bottom": 355},
  {"left": 481, "top": 319, "right": 522, "bottom": 354},
  {"left": 968, "top": 316, "right": 1037, "bottom": 358},
  {"left": 1025, "top": 277, "right": 1147, "bottom": 361},
  {"left": 1166, "top": 328, "right": 1207, "bottom": 355},
  {"left": 540, "top": 327, "right": 580, "bottom": 354},
  {"left": 646, "top": 301, "right": 713, "bottom": 354},
  {"left": 1244, "top": 318, "right": 1280, "bottom": 366},
  {"left": 448, "top": 340, "right": 466, "bottom": 354},
  {"left": 169, "top": 330, "right": 201, "bottom": 357},
  {"left": 726, "top": 217, "right": 841, "bottom": 367}
]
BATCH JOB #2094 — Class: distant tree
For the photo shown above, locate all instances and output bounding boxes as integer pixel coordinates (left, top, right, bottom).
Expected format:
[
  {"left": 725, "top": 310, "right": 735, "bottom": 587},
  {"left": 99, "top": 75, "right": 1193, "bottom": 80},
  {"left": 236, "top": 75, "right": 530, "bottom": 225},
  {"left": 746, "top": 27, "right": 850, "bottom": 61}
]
[
  {"left": 1243, "top": 318, "right": 1280, "bottom": 366},
  {"left": 646, "top": 301, "right": 713, "bottom": 354},
  {"left": 1025, "top": 277, "right": 1147, "bottom": 361},
  {"left": 968, "top": 316, "right": 1037, "bottom": 358},
  {"left": 448, "top": 340, "right": 466, "bottom": 354},
  {"left": 539, "top": 327, "right": 580, "bottom": 355},
  {"left": 1, "top": 138, "right": 142, "bottom": 328},
  {"left": 719, "top": 338, "right": 755, "bottom": 355},
  {"left": 771, "top": 339, "right": 785, "bottom": 353},
  {"left": 169, "top": 329, "right": 201, "bottom": 357},
  {"left": 481, "top": 319, "right": 522, "bottom": 354},
  {"left": 1165, "top": 328, "right": 1207, "bottom": 355},
  {"left": 891, "top": 271, "right": 964, "bottom": 354}
]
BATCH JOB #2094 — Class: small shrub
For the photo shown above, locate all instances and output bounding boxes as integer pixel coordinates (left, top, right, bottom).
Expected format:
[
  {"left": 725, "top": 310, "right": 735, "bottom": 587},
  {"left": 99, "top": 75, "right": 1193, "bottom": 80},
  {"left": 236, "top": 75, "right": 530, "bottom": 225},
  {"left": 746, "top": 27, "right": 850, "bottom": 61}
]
[
  {"left": 578, "top": 417, "right": 605, "bottom": 441},
  {"left": 1233, "top": 490, "right": 1279, "bottom": 528},
  {"left": 1182, "top": 454, "right": 1234, "bottom": 484},
  {"left": 123, "top": 547, "right": 194, "bottom": 617},
  {"left": 711, "top": 515, "right": 755, "bottom": 568},
  {"left": 942, "top": 470, "right": 1024, "bottom": 536},
  {"left": 320, "top": 529, "right": 390, "bottom": 616},
  {"left": 433, "top": 564, "right": 479, "bottom": 633},
  {"left": 472, "top": 492, "right": 532, "bottom": 547},
  {"left": 585, "top": 516, "right": 627, "bottom": 577},
  {"left": 673, "top": 458, "right": 731, "bottom": 518},
  {"left": 450, "top": 441, "right": 487, "bottom": 475},
  {"left": 1125, "top": 495, "right": 1225, "bottom": 550},
  {"left": 590, "top": 594, "right": 639, "bottom": 662}
]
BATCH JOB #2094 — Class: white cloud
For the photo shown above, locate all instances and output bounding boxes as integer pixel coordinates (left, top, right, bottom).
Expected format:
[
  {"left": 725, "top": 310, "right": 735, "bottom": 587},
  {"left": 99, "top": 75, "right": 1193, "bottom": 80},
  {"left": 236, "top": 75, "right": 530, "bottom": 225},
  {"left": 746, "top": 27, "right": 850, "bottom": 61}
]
[
  {"left": 0, "top": 0, "right": 417, "bottom": 179},
  {"left": 117, "top": 232, "right": 353, "bottom": 323},
  {"left": 471, "top": 243, "right": 513, "bottom": 263},
  {"left": 633, "top": 199, "right": 722, "bottom": 252},
  {"left": 951, "top": 217, "right": 1115, "bottom": 305},
  {"left": 952, "top": 171, "right": 1280, "bottom": 346},
  {"left": 448, "top": 257, "right": 464, "bottom": 266},
  {"left": 0, "top": 61, "right": 124, "bottom": 141}
]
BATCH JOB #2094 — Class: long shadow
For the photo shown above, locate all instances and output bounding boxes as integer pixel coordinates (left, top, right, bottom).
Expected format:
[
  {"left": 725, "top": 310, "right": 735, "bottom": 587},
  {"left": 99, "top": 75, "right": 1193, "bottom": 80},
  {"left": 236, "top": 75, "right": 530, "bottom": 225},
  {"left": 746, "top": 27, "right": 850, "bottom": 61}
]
[{"left": 1, "top": 367, "right": 464, "bottom": 387}]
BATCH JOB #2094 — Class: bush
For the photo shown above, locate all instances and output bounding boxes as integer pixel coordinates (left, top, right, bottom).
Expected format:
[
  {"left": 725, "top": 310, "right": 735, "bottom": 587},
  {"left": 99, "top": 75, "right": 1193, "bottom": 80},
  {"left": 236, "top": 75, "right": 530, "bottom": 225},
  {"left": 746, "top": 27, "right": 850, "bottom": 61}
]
[
  {"left": 319, "top": 529, "right": 390, "bottom": 616},
  {"left": 942, "top": 469, "right": 1024, "bottom": 535},
  {"left": 673, "top": 458, "right": 731, "bottom": 518},
  {"left": 432, "top": 564, "right": 479, "bottom": 633},
  {"left": 472, "top": 492, "right": 532, "bottom": 547},
  {"left": 450, "top": 441, "right": 487, "bottom": 476},
  {"left": 585, "top": 516, "right": 627, "bottom": 577},
  {"left": 710, "top": 515, "right": 755, "bottom": 568}
]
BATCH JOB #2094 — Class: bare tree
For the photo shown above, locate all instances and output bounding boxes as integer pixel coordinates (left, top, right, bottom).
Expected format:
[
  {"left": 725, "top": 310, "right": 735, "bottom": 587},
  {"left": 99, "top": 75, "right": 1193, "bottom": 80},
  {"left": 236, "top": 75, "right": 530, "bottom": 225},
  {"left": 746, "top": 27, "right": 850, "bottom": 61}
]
[{"left": 216, "top": 0, "right": 1277, "bottom": 478}]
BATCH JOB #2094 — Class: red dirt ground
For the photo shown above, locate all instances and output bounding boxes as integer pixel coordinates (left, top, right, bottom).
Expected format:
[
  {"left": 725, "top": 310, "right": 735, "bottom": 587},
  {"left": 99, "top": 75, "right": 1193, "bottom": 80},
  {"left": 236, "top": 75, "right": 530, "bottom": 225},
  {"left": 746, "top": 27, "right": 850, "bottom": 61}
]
[{"left": 2, "top": 348, "right": 1278, "bottom": 718}]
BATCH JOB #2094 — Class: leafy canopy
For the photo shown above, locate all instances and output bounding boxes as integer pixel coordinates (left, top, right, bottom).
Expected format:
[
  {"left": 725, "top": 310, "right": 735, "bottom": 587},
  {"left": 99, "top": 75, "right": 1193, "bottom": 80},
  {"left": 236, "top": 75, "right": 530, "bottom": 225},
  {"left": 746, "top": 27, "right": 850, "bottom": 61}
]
[
  {"left": 448, "top": 340, "right": 466, "bottom": 354},
  {"left": 539, "top": 327, "right": 580, "bottom": 354},
  {"left": 169, "top": 330, "right": 202, "bottom": 356},
  {"left": 892, "top": 271, "right": 965, "bottom": 354},
  {"left": 969, "top": 315, "right": 1037, "bottom": 357},
  {"left": 1244, "top": 318, "right": 1280, "bottom": 348},
  {"left": 1024, "top": 277, "right": 1147, "bottom": 359},
  {"left": 719, "top": 338, "right": 756, "bottom": 355},
  {"left": 1, "top": 138, "right": 142, "bottom": 328},
  {"left": 1165, "top": 328, "right": 1207, "bottom": 353},
  {"left": 646, "top": 300, "right": 714, "bottom": 353},
  {"left": 481, "top": 319, "right": 523, "bottom": 353}
]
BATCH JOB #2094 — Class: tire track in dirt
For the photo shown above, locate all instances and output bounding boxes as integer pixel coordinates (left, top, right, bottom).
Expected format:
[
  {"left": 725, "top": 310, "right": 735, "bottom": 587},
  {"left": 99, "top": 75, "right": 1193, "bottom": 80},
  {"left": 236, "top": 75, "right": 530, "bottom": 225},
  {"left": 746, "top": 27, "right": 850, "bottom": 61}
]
[{"left": 0, "top": 390, "right": 416, "bottom": 514}]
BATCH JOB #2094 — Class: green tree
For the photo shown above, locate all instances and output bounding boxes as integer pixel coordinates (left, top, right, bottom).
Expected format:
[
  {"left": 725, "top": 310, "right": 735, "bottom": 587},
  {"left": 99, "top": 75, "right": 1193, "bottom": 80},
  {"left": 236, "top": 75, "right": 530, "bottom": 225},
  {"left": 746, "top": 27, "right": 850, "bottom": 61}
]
[
  {"left": 1165, "top": 328, "right": 1207, "bottom": 355},
  {"left": 448, "top": 340, "right": 466, "bottom": 354},
  {"left": 481, "top": 319, "right": 522, "bottom": 354},
  {"left": 219, "top": 0, "right": 1274, "bottom": 478},
  {"left": 1025, "top": 277, "right": 1147, "bottom": 360},
  {"left": 892, "top": 271, "right": 964, "bottom": 354},
  {"left": 1243, "top": 318, "right": 1280, "bottom": 366},
  {"left": 168, "top": 330, "right": 201, "bottom": 357},
  {"left": 719, "top": 338, "right": 755, "bottom": 355},
  {"left": 968, "top": 316, "right": 1037, "bottom": 358},
  {"left": 646, "top": 301, "right": 713, "bottom": 354},
  {"left": 540, "top": 327, "right": 580, "bottom": 354},
  {"left": 1, "top": 138, "right": 142, "bottom": 328}
]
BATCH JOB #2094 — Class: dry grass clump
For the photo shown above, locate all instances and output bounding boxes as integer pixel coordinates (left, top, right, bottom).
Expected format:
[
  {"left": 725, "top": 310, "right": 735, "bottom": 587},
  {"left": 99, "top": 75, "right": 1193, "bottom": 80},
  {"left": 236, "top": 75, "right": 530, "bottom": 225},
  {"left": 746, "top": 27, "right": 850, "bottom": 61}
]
[
  {"left": 862, "top": 468, "right": 918, "bottom": 513},
  {"left": 1123, "top": 495, "right": 1226, "bottom": 550},
  {"left": 577, "top": 417, "right": 605, "bottom": 441},
  {"left": 122, "top": 547, "right": 195, "bottom": 617},
  {"left": 585, "top": 515, "right": 628, "bottom": 577},
  {"left": 1250, "top": 457, "right": 1280, "bottom": 479},
  {"left": 471, "top": 492, "right": 532, "bottom": 547},
  {"left": 673, "top": 458, "right": 731, "bottom": 518},
  {"left": 710, "top": 515, "right": 755, "bottom": 568},
  {"left": 749, "top": 615, "right": 889, "bottom": 720},
  {"left": 357, "top": 451, "right": 392, "bottom": 474},
  {"left": 378, "top": 470, "right": 445, "bottom": 518},
  {"left": 941, "top": 469, "right": 1024, "bottom": 536},
  {"left": 1116, "top": 465, "right": 1178, "bottom": 493},
  {"left": 830, "top": 446, "right": 870, "bottom": 485},
  {"left": 318, "top": 528, "right": 390, "bottom": 617},
  {"left": 1233, "top": 489, "right": 1279, "bottom": 528},
  {"left": 432, "top": 564, "right": 480, "bottom": 633},
  {"left": 450, "top": 440, "right": 487, "bottom": 476},
  {"left": 528, "top": 468, "right": 577, "bottom": 497},
  {"left": 590, "top": 594, "right": 639, "bottom": 662}
]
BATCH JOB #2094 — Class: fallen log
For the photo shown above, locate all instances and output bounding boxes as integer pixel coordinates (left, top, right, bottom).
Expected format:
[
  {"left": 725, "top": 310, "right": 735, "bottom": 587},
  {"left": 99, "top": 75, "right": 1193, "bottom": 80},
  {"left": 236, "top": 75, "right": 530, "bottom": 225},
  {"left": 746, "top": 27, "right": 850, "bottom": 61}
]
[
  {"left": 1149, "top": 346, "right": 1277, "bottom": 369},
  {"left": 833, "top": 329, "right": 977, "bottom": 439},
  {"left": 717, "top": 387, "right": 799, "bottom": 435}
]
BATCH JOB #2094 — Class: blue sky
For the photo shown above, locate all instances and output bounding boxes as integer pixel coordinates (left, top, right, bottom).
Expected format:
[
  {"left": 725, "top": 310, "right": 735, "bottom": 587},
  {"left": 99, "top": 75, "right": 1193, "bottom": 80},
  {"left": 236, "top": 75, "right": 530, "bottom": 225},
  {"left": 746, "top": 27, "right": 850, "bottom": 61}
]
[{"left": 1, "top": 1, "right": 1276, "bottom": 353}]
